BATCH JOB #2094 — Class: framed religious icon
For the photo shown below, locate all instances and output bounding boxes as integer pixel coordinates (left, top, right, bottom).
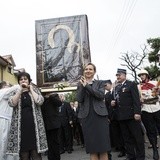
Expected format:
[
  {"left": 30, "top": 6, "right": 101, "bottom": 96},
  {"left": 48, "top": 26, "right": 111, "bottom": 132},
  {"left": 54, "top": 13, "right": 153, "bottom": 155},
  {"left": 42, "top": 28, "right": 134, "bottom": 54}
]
[{"left": 35, "top": 14, "right": 91, "bottom": 91}]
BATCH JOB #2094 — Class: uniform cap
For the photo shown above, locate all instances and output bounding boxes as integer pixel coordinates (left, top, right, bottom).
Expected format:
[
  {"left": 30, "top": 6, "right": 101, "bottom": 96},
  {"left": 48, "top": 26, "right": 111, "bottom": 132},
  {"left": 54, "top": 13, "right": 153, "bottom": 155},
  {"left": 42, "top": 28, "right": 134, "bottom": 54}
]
[{"left": 116, "top": 68, "right": 126, "bottom": 75}]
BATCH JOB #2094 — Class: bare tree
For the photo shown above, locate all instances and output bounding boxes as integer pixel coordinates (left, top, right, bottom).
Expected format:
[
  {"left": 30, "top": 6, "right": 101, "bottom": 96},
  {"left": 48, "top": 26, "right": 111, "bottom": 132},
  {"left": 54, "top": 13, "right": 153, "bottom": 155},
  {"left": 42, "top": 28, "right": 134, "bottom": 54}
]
[{"left": 119, "top": 45, "right": 148, "bottom": 82}]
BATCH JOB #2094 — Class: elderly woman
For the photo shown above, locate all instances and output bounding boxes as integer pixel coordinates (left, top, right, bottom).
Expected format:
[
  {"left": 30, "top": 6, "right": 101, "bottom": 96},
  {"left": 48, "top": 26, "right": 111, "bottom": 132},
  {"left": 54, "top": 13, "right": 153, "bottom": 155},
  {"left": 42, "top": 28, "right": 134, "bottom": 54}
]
[{"left": 6, "top": 72, "right": 48, "bottom": 160}]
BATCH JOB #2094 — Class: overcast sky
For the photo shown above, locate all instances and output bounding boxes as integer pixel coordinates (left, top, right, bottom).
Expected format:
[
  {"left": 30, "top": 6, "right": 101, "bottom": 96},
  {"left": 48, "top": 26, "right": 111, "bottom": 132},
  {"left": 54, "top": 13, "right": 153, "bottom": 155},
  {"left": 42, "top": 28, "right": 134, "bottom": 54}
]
[{"left": 0, "top": 0, "right": 160, "bottom": 83}]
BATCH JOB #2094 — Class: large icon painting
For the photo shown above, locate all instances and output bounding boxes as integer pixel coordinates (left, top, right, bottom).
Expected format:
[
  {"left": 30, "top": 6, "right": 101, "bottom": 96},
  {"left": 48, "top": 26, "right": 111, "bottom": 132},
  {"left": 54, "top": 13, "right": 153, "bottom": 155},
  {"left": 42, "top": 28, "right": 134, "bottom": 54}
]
[{"left": 35, "top": 15, "right": 91, "bottom": 89}]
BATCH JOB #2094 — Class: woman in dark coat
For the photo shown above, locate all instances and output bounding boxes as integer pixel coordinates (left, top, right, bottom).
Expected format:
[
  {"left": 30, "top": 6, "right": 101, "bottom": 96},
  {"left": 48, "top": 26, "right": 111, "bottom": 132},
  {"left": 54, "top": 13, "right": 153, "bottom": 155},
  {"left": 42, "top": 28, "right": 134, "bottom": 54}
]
[{"left": 76, "top": 63, "right": 111, "bottom": 160}]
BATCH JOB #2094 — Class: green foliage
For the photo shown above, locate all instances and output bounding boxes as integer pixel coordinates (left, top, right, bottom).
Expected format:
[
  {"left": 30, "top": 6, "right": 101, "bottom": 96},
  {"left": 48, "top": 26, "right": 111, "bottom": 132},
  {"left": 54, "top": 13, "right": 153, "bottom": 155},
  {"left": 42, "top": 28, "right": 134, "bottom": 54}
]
[
  {"left": 64, "top": 91, "right": 77, "bottom": 102},
  {"left": 148, "top": 52, "right": 158, "bottom": 62},
  {"left": 145, "top": 65, "right": 160, "bottom": 80},
  {"left": 147, "top": 38, "right": 160, "bottom": 63},
  {"left": 146, "top": 37, "right": 160, "bottom": 79},
  {"left": 147, "top": 38, "right": 160, "bottom": 50}
]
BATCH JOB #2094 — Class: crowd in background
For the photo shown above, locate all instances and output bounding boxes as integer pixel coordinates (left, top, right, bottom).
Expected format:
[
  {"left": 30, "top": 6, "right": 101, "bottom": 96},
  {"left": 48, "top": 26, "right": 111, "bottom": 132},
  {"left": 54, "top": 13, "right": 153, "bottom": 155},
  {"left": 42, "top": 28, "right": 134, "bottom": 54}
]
[{"left": 0, "top": 63, "right": 160, "bottom": 160}]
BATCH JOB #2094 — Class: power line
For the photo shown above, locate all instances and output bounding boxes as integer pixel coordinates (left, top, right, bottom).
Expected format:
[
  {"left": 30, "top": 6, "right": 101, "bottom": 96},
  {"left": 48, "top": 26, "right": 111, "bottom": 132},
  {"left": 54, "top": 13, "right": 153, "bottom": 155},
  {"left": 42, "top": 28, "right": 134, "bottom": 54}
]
[
  {"left": 107, "top": 0, "right": 138, "bottom": 54},
  {"left": 106, "top": 0, "right": 128, "bottom": 52},
  {"left": 112, "top": 0, "right": 138, "bottom": 49}
]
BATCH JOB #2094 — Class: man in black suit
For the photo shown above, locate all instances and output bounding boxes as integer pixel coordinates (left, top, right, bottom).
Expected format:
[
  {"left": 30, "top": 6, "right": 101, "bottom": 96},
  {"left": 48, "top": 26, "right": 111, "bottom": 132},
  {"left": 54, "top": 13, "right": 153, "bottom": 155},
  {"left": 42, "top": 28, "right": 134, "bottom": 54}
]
[
  {"left": 58, "top": 94, "right": 73, "bottom": 154},
  {"left": 111, "top": 69, "right": 145, "bottom": 160},
  {"left": 41, "top": 92, "right": 62, "bottom": 160},
  {"left": 105, "top": 80, "right": 125, "bottom": 159},
  {"left": 72, "top": 101, "right": 84, "bottom": 147}
]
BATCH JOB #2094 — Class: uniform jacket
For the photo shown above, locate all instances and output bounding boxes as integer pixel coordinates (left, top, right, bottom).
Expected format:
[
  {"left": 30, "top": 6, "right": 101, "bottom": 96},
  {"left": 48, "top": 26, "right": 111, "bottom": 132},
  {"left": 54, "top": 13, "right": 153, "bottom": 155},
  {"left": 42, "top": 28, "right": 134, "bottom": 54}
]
[
  {"left": 6, "top": 87, "right": 48, "bottom": 155},
  {"left": 113, "top": 80, "right": 141, "bottom": 120},
  {"left": 41, "top": 94, "right": 62, "bottom": 130},
  {"left": 77, "top": 80, "right": 108, "bottom": 119}
]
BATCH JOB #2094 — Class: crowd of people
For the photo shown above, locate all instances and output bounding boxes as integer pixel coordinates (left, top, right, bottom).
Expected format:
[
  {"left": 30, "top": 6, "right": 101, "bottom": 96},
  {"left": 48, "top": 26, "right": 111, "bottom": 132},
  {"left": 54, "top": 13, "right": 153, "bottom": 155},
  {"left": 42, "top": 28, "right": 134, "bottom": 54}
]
[
  {"left": 76, "top": 63, "right": 160, "bottom": 160},
  {"left": 0, "top": 62, "right": 160, "bottom": 160}
]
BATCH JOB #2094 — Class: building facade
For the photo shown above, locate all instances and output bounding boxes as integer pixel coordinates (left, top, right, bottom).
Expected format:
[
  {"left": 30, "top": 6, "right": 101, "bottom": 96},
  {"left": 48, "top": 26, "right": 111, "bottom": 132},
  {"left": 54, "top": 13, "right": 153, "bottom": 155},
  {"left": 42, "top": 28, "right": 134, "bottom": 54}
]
[{"left": 0, "top": 55, "right": 25, "bottom": 85}]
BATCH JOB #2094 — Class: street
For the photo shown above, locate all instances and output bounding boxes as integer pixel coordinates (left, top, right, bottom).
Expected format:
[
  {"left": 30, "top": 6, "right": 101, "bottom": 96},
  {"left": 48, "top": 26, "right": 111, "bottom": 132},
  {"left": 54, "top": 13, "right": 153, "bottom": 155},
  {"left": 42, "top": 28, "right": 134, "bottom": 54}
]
[{"left": 43, "top": 137, "right": 160, "bottom": 160}]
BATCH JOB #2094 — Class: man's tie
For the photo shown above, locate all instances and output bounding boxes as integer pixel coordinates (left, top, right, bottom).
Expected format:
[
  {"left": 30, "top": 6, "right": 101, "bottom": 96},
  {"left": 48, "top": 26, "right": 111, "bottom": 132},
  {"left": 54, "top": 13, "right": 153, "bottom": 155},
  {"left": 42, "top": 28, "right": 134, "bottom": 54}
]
[{"left": 116, "top": 83, "right": 122, "bottom": 93}]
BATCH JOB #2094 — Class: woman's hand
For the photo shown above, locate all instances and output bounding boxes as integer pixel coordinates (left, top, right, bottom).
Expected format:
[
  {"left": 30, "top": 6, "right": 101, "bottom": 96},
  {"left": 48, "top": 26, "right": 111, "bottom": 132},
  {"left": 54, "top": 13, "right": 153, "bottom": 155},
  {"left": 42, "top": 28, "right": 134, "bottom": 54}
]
[
  {"left": 28, "top": 84, "right": 33, "bottom": 91},
  {"left": 20, "top": 83, "right": 29, "bottom": 92},
  {"left": 80, "top": 76, "right": 87, "bottom": 87}
]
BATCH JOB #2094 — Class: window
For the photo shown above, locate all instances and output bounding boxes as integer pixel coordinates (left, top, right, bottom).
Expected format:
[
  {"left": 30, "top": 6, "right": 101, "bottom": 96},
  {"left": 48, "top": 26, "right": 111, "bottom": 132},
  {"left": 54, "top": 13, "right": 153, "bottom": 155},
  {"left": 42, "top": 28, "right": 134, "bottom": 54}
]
[{"left": 8, "top": 65, "right": 13, "bottom": 74}]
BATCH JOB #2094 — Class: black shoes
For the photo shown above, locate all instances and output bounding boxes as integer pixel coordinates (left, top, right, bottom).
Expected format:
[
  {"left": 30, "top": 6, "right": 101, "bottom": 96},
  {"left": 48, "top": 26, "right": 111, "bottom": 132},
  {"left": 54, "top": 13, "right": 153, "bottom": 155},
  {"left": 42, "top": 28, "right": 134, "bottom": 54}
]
[
  {"left": 153, "top": 149, "right": 159, "bottom": 160},
  {"left": 148, "top": 144, "right": 159, "bottom": 149}
]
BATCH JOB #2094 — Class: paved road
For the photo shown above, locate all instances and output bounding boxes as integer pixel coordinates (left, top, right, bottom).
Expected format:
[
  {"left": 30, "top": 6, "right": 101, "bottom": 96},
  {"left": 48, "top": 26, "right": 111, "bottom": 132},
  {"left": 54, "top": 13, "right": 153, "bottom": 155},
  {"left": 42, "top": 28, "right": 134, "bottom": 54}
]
[{"left": 43, "top": 137, "right": 160, "bottom": 160}]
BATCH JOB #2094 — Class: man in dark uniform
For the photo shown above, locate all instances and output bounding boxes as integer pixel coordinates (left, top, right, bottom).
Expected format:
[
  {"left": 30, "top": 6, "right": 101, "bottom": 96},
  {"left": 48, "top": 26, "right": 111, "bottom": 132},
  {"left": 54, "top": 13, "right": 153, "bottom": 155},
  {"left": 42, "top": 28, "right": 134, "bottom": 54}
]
[
  {"left": 41, "top": 92, "right": 62, "bottom": 160},
  {"left": 111, "top": 69, "right": 145, "bottom": 160}
]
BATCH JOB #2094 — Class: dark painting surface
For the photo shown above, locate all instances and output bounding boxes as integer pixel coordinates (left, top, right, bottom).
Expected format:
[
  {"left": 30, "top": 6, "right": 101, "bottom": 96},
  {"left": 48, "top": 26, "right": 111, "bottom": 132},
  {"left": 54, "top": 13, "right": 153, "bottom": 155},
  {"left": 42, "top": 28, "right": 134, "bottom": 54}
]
[{"left": 35, "top": 15, "right": 91, "bottom": 88}]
